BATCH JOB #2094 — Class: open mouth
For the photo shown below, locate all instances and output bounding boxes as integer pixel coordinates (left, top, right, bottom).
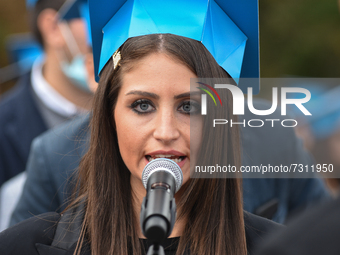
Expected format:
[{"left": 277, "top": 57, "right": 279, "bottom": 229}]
[{"left": 145, "top": 155, "right": 186, "bottom": 163}]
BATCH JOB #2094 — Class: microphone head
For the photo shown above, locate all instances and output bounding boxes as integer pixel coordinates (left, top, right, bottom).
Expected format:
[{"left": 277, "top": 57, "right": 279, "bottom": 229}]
[{"left": 142, "top": 158, "right": 183, "bottom": 193}]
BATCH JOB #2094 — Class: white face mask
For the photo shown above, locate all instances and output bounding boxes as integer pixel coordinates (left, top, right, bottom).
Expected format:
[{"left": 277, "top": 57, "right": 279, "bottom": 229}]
[
  {"left": 60, "top": 54, "right": 90, "bottom": 92},
  {"left": 58, "top": 22, "right": 92, "bottom": 93}
]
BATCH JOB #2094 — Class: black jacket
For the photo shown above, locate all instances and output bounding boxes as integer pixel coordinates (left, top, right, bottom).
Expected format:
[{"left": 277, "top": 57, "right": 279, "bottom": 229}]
[
  {"left": 0, "top": 210, "right": 282, "bottom": 255},
  {"left": 255, "top": 196, "right": 340, "bottom": 255},
  {"left": 0, "top": 73, "right": 47, "bottom": 186}
]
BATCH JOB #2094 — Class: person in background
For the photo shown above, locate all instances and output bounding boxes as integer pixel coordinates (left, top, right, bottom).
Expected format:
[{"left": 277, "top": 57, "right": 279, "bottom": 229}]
[
  {"left": 306, "top": 86, "right": 340, "bottom": 195},
  {"left": 0, "top": 0, "right": 92, "bottom": 187},
  {"left": 288, "top": 84, "right": 340, "bottom": 195},
  {"left": 255, "top": 142, "right": 340, "bottom": 255},
  {"left": 241, "top": 99, "right": 329, "bottom": 223},
  {"left": 0, "top": 0, "right": 96, "bottom": 231}
]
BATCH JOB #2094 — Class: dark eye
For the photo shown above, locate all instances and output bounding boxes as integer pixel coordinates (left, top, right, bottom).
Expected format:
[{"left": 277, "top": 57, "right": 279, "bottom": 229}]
[
  {"left": 178, "top": 100, "right": 200, "bottom": 115},
  {"left": 131, "top": 99, "right": 155, "bottom": 114}
]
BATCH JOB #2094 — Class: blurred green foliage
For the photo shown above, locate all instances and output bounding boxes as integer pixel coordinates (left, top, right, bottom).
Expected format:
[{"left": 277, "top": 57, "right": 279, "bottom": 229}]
[
  {"left": 0, "top": 0, "right": 340, "bottom": 94},
  {"left": 259, "top": 0, "right": 340, "bottom": 77}
]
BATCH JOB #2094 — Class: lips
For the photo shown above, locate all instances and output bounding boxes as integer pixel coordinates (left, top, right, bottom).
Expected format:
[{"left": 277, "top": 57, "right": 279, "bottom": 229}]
[
  {"left": 145, "top": 150, "right": 187, "bottom": 167},
  {"left": 145, "top": 154, "right": 185, "bottom": 163}
]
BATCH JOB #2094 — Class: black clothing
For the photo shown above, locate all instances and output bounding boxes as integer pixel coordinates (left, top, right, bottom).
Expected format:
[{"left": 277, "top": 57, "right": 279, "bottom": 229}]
[
  {"left": 254, "top": 196, "right": 340, "bottom": 255},
  {"left": 0, "top": 210, "right": 281, "bottom": 255},
  {"left": 142, "top": 238, "right": 179, "bottom": 255}
]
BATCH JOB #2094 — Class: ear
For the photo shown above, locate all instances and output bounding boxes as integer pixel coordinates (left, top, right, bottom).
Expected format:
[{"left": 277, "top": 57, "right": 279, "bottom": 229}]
[{"left": 37, "top": 8, "right": 65, "bottom": 49}]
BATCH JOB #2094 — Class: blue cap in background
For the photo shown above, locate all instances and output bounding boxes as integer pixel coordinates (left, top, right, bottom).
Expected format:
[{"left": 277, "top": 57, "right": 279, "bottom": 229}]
[
  {"left": 307, "top": 86, "right": 340, "bottom": 139},
  {"left": 26, "top": 0, "right": 38, "bottom": 8}
]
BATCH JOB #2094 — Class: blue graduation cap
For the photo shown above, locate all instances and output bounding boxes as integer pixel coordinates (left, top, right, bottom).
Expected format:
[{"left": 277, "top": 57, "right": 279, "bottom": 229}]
[
  {"left": 89, "top": 0, "right": 259, "bottom": 92},
  {"left": 307, "top": 86, "right": 340, "bottom": 139}
]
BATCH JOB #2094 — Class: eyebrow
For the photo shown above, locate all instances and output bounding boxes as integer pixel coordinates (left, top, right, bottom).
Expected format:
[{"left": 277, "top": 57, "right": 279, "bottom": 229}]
[
  {"left": 125, "top": 90, "right": 201, "bottom": 99},
  {"left": 125, "top": 91, "right": 159, "bottom": 99},
  {"left": 174, "top": 91, "right": 201, "bottom": 99}
]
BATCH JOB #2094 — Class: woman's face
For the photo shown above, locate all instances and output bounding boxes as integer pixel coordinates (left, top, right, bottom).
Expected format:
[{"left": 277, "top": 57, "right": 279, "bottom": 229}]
[{"left": 114, "top": 53, "right": 201, "bottom": 188}]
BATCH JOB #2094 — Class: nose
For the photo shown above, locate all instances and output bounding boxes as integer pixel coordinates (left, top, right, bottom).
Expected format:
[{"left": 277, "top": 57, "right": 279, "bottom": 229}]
[{"left": 153, "top": 110, "right": 180, "bottom": 143}]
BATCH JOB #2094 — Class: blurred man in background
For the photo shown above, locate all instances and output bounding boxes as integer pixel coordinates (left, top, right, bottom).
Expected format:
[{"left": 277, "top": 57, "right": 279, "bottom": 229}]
[{"left": 0, "top": 0, "right": 93, "bottom": 186}]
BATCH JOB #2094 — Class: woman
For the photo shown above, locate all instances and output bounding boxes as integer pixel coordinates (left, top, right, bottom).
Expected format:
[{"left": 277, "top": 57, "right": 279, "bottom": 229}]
[
  {"left": 74, "top": 33, "right": 246, "bottom": 255},
  {"left": 0, "top": 33, "right": 281, "bottom": 255}
]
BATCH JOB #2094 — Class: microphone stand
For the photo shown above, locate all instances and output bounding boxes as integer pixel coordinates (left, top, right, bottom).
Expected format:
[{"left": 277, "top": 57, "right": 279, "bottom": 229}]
[
  {"left": 140, "top": 171, "right": 177, "bottom": 255},
  {"left": 146, "top": 244, "right": 165, "bottom": 255}
]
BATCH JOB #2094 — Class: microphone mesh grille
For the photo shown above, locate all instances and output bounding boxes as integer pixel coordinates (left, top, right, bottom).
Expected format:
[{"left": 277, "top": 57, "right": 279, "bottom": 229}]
[{"left": 142, "top": 158, "right": 183, "bottom": 192}]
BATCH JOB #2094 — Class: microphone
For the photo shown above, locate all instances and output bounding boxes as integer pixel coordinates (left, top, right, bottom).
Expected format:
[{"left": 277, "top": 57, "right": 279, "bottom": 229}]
[{"left": 140, "top": 158, "right": 183, "bottom": 248}]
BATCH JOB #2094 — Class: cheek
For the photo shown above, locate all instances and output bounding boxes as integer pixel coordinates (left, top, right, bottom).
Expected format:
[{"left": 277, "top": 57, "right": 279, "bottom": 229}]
[
  {"left": 189, "top": 115, "right": 203, "bottom": 162},
  {"left": 115, "top": 119, "right": 140, "bottom": 178},
  {"left": 114, "top": 107, "right": 150, "bottom": 178},
  {"left": 115, "top": 116, "right": 139, "bottom": 158},
  {"left": 181, "top": 114, "right": 202, "bottom": 182}
]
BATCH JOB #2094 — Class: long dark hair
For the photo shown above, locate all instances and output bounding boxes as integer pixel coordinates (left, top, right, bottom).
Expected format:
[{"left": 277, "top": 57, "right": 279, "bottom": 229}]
[{"left": 71, "top": 34, "right": 246, "bottom": 255}]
